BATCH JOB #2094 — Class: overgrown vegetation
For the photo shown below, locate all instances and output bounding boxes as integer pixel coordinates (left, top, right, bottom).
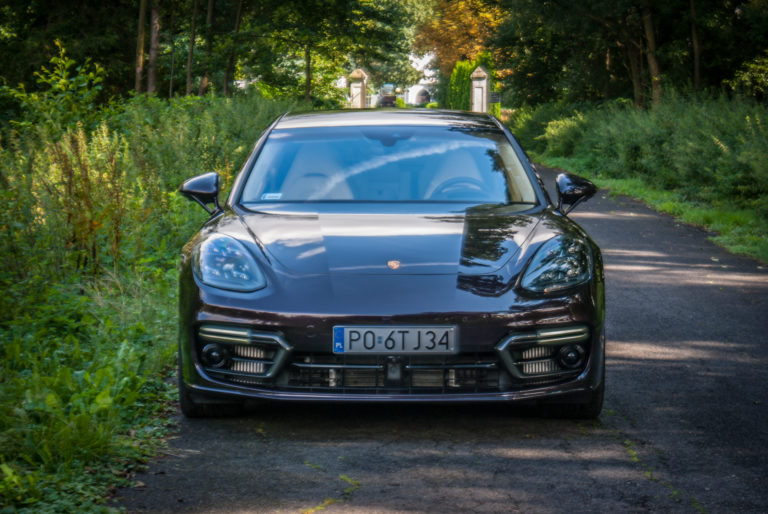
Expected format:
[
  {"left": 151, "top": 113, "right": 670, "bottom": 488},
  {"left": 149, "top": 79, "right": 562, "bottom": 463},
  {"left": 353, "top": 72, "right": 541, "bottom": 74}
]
[
  {"left": 0, "top": 55, "right": 292, "bottom": 511},
  {"left": 507, "top": 94, "right": 768, "bottom": 262},
  {"left": 2, "top": 0, "right": 768, "bottom": 507}
]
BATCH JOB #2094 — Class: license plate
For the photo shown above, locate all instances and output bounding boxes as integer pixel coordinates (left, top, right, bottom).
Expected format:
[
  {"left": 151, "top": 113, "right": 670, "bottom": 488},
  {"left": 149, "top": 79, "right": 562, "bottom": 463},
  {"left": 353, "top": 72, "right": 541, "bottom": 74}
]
[{"left": 333, "top": 326, "right": 458, "bottom": 354}]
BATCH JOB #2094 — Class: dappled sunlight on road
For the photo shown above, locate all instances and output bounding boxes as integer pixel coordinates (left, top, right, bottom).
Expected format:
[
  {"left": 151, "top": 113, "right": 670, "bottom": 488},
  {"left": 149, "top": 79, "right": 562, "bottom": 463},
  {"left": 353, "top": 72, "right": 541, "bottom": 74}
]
[
  {"left": 133, "top": 400, "right": 684, "bottom": 513},
  {"left": 606, "top": 261, "right": 768, "bottom": 288},
  {"left": 572, "top": 210, "right": 658, "bottom": 221},
  {"left": 485, "top": 446, "right": 622, "bottom": 461},
  {"left": 565, "top": 195, "right": 768, "bottom": 294},
  {"left": 603, "top": 249, "right": 669, "bottom": 258},
  {"left": 610, "top": 340, "right": 755, "bottom": 362},
  {"left": 170, "top": 412, "right": 657, "bottom": 513}
]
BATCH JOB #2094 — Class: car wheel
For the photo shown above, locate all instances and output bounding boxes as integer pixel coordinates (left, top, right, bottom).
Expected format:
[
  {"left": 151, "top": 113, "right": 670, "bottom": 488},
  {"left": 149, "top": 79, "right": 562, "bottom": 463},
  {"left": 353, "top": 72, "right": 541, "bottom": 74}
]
[
  {"left": 571, "top": 379, "right": 604, "bottom": 419},
  {"left": 178, "top": 367, "right": 206, "bottom": 418},
  {"left": 178, "top": 358, "right": 243, "bottom": 418},
  {"left": 538, "top": 378, "right": 604, "bottom": 420}
]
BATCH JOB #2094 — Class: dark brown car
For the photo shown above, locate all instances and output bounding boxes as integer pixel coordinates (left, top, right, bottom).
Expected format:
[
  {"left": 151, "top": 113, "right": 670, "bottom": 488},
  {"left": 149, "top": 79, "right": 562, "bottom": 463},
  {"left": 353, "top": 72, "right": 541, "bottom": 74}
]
[{"left": 178, "top": 110, "right": 605, "bottom": 418}]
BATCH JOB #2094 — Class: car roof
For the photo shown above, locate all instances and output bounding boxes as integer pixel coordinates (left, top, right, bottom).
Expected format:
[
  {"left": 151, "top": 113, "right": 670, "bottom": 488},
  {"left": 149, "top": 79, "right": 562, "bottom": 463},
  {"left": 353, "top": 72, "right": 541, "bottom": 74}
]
[{"left": 276, "top": 109, "right": 500, "bottom": 130}]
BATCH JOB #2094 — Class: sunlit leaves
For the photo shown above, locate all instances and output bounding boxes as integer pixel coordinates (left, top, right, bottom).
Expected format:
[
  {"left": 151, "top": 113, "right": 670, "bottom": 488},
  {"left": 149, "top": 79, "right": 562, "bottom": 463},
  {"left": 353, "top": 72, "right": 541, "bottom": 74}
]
[{"left": 414, "top": 0, "right": 503, "bottom": 76}]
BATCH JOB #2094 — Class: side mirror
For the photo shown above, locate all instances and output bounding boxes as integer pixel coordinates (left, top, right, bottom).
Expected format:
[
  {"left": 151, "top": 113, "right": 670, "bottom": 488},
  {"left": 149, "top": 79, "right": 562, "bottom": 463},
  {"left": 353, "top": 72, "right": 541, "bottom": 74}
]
[
  {"left": 555, "top": 173, "right": 596, "bottom": 215},
  {"left": 179, "top": 172, "right": 221, "bottom": 215}
]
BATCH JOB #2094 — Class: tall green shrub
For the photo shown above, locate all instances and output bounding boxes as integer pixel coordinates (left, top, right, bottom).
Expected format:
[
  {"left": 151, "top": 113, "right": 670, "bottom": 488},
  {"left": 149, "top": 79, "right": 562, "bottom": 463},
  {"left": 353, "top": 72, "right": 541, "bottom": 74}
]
[
  {"left": 506, "top": 101, "right": 584, "bottom": 153},
  {"left": 446, "top": 60, "right": 474, "bottom": 110},
  {"left": 566, "top": 94, "right": 768, "bottom": 213},
  {"left": 727, "top": 50, "right": 768, "bottom": 100},
  {"left": 443, "top": 52, "right": 500, "bottom": 115},
  {"left": 0, "top": 41, "right": 107, "bottom": 137}
]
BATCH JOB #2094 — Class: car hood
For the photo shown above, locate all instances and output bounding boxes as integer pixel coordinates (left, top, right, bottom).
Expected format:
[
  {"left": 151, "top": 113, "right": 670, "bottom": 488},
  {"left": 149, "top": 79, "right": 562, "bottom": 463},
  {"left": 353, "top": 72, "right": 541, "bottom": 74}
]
[{"left": 236, "top": 203, "right": 542, "bottom": 277}]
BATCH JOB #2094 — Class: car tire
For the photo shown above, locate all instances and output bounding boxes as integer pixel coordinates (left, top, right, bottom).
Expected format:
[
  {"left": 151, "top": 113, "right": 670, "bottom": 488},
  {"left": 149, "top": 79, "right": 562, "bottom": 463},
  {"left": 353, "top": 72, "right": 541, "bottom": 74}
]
[
  {"left": 178, "top": 359, "right": 243, "bottom": 418},
  {"left": 566, "top": 335, "right": 606, "bottom": 419},
  {"left": 571, "top": 379, "right": 604, "bottom": 419},
  {"left": 541, "top": 374, "right": 605, "bottom": 419}
]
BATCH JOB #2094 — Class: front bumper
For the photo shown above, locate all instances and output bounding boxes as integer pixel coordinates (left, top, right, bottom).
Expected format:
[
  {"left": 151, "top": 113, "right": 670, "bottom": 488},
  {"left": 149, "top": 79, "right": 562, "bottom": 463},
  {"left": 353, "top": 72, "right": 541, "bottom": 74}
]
[
  {"left": 181, "top": 319, "right": 605, "bottom": 405},
  {"left": 179, "top": 257, "right": 605, "bottom": 405}
]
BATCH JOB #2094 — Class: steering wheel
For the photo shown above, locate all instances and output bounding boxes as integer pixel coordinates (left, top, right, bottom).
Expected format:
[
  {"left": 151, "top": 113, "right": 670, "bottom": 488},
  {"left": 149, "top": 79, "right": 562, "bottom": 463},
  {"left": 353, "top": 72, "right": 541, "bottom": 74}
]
[{"left": 428, "top": 177, "right": 487, "bottom": 200}]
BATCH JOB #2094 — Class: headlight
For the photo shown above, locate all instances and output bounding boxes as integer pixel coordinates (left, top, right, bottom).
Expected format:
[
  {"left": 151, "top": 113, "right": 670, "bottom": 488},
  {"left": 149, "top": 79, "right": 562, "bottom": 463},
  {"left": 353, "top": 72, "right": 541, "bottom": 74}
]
[
  {"left": 520, "top": 235, "right": 592, "bottom": 293},
  {"left": 192, "top": 233, "right": 266, "bottom": 291}
]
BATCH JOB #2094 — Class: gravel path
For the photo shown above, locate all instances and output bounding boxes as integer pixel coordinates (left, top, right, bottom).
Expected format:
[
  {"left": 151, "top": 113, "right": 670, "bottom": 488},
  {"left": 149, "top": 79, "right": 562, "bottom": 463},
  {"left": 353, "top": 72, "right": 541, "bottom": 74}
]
[{"left": 114, "top": 167, "right": 768, "bottom": 513}]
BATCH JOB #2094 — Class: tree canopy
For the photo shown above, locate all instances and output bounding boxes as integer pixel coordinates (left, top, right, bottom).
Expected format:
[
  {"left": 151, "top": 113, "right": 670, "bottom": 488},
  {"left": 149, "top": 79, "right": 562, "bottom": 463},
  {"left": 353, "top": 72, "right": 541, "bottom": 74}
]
[
  {"left": 487, "top": 0, "right": 768, "bottom": 106},
  {"left": 414, "top": 0, "right": 503, "bottom": 76},
  {"left": 0, "top": 0, "right": 428, "bottom": 107},
  {"left": 1, "top": 0, "right": 767, "bottom": 111}
]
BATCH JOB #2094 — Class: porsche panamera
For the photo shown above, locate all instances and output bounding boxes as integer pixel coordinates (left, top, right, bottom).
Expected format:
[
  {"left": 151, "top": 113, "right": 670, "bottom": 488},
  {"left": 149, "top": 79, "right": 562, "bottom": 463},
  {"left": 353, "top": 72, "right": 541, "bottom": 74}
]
[{"left": 177, "top": 109, "right": 605, "bottom": 418}]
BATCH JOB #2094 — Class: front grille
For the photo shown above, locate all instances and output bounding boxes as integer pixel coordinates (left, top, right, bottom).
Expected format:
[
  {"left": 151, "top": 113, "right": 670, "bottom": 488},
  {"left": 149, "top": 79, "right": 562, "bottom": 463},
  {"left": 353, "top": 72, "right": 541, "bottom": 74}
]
[
  {"left": 196, "top": 324, "right": 589, "bottom": 394},
  {"left": 282, "top": 353, "right": 502, "bottom": 393}
]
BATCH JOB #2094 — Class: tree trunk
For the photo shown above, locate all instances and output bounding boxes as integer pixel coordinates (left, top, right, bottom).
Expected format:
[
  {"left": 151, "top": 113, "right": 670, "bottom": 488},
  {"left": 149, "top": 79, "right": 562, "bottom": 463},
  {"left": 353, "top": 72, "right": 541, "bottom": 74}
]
[
  {"left": 626, "top": 44, "right": 643, "bottom": 108},
  {"left": 135, "top": 0, "right": 148, "bottom": 93},
  {"left": 603, "top": 47, "right": 611, "bottom": 98},
  {"left": 223, "top": 0, "right": 244, "bottom": 96},
  {"left": 304, "top": 45, "right": 312, "bottom": 102},
  {"left": 690, "top": 0, "right": 701, "bottom": 89},
  {"left": 186, "top": 0, "right": 199, "bottom": 95},
  {"left": 641, "top": 3, "right": 662, "bottom": 105},
  {"left": 147, "top": 3, "right": 160, "bottom": 94},
  {"left": 198, "top": 0, "right": 215, "bottom": 96},
  {"left": 169, "top": 7, "right": 175, "bottom": 96}
]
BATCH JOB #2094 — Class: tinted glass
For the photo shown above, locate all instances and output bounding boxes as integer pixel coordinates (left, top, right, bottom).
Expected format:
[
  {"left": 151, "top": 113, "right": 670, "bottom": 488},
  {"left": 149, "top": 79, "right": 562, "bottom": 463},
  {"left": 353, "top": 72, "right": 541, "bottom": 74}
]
[{"left": 240, "top": 125, "right": 537, "bottom": 204}]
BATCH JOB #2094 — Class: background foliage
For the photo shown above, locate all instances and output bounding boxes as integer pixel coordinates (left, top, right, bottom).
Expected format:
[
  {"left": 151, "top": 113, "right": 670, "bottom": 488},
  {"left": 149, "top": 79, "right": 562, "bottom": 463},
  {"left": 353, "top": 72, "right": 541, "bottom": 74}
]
[
  {"left": 0, "top": 52, "right": 292, "bottom": 510},
  {"left": 507, "top": 94, "right": 768, "bottom": 261},
  {"left": 489, "top": 0, "right": 768, "bottom": 107},
  {"left": 0, "top": 0, "right": 431, "bottom": 112}
]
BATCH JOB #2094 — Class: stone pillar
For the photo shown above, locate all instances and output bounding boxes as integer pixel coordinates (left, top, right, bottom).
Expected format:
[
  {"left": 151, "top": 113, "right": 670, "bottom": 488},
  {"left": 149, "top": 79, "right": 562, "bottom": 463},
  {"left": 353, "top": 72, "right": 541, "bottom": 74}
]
[
  {"left": 349, "top": 69, "right": 369, "bottom": 109},
  {"left": 470, "top": 66, "right": 489, "bottom": 113}
]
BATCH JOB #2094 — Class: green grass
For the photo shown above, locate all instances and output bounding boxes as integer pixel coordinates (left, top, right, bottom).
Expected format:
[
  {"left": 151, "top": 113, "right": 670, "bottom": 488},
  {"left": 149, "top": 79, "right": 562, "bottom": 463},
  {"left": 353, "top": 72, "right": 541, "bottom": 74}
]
[
  {"left": 540, "top": 155, "right": 768, "bottom": 263},
  {"left": 508, "top": 94, "right": 768, "bottom": 264},
  {"left": 0, "top": 270, "right": 177, "bottom": 511}
]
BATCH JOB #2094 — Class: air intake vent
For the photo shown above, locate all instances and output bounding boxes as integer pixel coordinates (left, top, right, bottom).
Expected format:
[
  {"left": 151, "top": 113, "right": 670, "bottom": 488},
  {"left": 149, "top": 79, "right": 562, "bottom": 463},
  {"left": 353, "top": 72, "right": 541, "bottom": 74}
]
[
  {"left": 197, "top": 325, "right": 292, "bottom": 382},
  {"left": 495, "top": 325, "right": 590, "bottom": 382},
  {"left": 285, "top": 353, "right": 501, "bottom": 392},
  {"left": 521, "top": 346, "right": 552, "bottom": 360}
]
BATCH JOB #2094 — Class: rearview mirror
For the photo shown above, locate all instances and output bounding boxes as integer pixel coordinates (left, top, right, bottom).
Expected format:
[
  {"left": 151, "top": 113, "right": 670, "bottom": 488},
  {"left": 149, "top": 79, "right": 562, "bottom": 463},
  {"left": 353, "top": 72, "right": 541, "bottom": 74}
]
[
  {"left": 555, "top": 173, "right": 596, "bottom": 215},
  {"left": 179, "top": 172, "right": 221, "bottom": 215}
]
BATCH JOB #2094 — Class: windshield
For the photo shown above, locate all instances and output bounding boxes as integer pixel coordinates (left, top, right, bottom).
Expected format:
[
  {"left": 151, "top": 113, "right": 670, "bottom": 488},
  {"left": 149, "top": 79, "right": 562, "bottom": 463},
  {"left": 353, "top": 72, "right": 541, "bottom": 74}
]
[{"left": 239, "top": 124, "right": 537, "bottom": 204}]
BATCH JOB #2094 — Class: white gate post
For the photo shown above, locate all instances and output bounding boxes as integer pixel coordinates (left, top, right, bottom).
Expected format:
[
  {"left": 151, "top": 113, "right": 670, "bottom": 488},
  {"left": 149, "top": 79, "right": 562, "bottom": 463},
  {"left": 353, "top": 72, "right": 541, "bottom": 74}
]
[
  {"left": 470, "top": 66, "right": 489, "bottom": 113},
  {"left": 349, "top": 69, "right": 369, "bottom": 109}
]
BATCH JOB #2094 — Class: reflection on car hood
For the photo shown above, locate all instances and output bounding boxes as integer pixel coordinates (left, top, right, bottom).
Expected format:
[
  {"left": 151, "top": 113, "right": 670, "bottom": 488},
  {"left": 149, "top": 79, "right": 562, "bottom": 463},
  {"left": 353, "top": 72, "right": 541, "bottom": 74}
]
[{"left": 238, "top": 203, "right": 541, "bottom": 276}]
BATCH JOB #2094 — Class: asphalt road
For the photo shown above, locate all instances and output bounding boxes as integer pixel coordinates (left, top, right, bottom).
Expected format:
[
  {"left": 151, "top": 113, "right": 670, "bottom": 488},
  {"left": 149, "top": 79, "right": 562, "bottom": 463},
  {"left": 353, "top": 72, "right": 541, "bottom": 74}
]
[{"left": 114, "top": 167, "right": 768, "bottom": 513}]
